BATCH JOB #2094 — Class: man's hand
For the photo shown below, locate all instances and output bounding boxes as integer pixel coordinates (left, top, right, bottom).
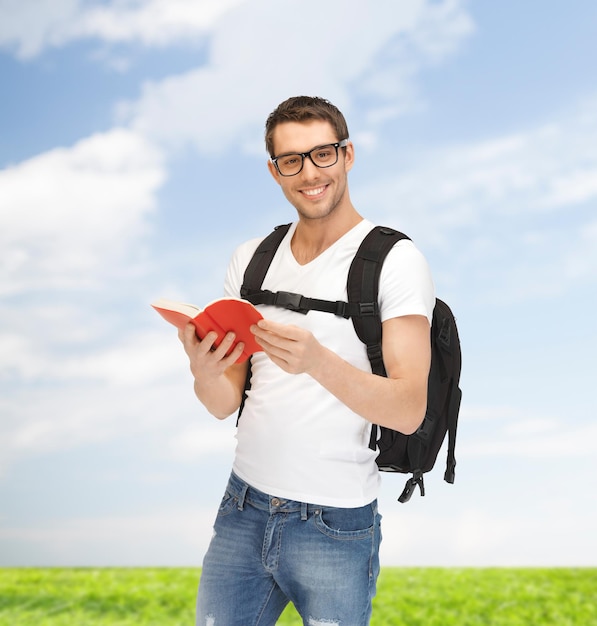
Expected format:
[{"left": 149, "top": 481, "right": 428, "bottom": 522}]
[
  {"left": 250, "top": 319, "right": 325, "bottom": 375},
  {"left": 177, "top": 323, "right": 248, "bottom": 419},
  {"left": 178, "top": 324, "right": 245, "bottom": 380}
]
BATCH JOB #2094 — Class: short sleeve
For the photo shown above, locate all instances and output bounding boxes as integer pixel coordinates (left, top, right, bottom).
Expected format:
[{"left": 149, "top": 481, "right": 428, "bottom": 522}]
[{"left": 378, "top": 239, "right": 435, "bottom": 324}]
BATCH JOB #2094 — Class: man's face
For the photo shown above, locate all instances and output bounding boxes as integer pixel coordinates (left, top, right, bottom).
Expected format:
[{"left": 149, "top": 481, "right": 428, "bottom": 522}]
[{"left": 268, "top": 120, "right": 354, "bottom": 222}]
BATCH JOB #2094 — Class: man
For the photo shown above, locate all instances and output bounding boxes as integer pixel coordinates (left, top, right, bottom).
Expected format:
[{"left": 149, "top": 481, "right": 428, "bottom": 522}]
[{"left": 179, "top": 96, "right": 435, "bottom": 625}]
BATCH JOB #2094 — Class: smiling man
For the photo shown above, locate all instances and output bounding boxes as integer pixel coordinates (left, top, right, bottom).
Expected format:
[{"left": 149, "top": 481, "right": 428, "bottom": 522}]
[{"left": 178, "top": 96, "right": 435, "bottom": 626}]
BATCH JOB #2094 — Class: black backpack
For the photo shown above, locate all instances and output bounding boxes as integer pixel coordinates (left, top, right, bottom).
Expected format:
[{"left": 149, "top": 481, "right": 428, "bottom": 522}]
[{"left": 240, "top": 223, "right": 462, "bottom": 502}]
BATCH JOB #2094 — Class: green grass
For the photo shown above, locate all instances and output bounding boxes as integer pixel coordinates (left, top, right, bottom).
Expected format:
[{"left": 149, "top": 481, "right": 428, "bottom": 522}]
[{"left": 0, "top": 567, "right": 595, "bottom": 625}]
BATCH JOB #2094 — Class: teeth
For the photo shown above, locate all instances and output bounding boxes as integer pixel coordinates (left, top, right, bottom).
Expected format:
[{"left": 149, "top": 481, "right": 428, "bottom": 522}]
[{"left": 303, "top": 186, "right": 326, "bottom": 196}]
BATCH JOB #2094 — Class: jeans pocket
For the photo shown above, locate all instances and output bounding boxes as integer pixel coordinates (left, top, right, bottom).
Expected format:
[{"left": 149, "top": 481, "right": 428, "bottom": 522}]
[
  {"left": 217, "top": 490, "right": 238, "bottom": 517},
  {"left": 314, "top": 503, "right": 376, "bottom": 540}
]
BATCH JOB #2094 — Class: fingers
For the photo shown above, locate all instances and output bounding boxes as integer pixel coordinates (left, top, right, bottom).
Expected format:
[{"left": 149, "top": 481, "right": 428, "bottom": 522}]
[
  {"left": 254, "top": 318, "right": 302, "bottom": 339},
  {"left": 178, "top": 322, "right": 201, "bottom": 346},
  {"left": 251, "top": 326, "right": 285, "bottom": 358},
  {"left": 251, "top": 321, "right": 316, "bottom": 374},
  {"left": 211, "top": 331, "right": 244, "bottom": 362},
  {"left": 251, "top": 321, "right": 304, "bottom": 360},
  {"left": 219, "top": 339, "right": 246, "bottom": 367},
  {"left": 179, "top": 322, "right": 245, "bottom": 370}
]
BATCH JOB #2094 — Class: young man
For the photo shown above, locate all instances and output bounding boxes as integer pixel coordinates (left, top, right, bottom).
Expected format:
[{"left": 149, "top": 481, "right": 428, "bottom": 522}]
[{"left": 179, "top": 96, "right": 435, "bottom": 626}]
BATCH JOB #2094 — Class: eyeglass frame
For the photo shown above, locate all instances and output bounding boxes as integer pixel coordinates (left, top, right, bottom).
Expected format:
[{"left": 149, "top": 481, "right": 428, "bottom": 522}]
[{"left": 270, "top": 139, "right": 349, "bottom": 177}]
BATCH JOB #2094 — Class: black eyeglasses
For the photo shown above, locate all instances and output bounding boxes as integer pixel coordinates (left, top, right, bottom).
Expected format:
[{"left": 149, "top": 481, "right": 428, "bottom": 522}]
[{"left": 271, "top": 139, "right": 349, "bottom": 177}]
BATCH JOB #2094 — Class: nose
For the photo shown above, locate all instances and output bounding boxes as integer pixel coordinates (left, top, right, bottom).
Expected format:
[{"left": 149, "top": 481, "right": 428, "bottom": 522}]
[{"left": 300, "top": 154, "right": 322, "bottom": 178}]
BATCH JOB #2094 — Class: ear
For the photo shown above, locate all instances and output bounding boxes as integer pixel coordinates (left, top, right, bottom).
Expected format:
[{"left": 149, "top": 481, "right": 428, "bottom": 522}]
[
  {"left": 343, "top": 141, "right": 355, "bottom": 173},
  {"left": 267, "top": 159, "right": 281, "bottom": 185}
]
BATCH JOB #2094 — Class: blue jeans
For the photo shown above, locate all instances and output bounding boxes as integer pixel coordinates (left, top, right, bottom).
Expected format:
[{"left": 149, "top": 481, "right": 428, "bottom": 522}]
[{"left": 196, "top": 471, "right": 382, "bottom": 626}]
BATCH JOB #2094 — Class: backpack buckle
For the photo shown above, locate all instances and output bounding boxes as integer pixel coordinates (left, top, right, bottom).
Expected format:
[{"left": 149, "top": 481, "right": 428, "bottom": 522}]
[
  {"left": 334, "top": 301, "right": 351, "bottom": 318},
  {"left": 367, "top": 344, "right": 383, "bottom": 362},
  {"left": 438, "top": 317, "right": 451, "bottom": 348},
  {"left": 366, "top": 344, "right": 386, "bottom": 376},
  {"left": 398, "top": 470, "right": 425, "bottom": 503},
  {"left": 358, "top": 302, "right": 378, "bottom": 316},
  {"left": 274, "top": 291, "right": 308, "bottom": 314}
]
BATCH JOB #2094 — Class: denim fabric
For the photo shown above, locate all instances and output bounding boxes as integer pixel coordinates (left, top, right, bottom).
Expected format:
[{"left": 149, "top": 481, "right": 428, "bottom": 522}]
[{"left": 196, "top": 472, "right": 382, "bottom": 626}]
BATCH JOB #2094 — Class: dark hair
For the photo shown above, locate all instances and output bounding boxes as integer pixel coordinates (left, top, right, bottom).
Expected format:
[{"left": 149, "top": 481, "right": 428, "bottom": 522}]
[{"left": 265, "top": 96, "right": 349, "bottom": 157}]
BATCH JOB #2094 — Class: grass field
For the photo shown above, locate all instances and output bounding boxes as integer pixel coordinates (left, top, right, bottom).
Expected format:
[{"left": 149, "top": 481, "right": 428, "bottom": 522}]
[{"left": 0, "top": 567, "right": 595, "bottom": 625}]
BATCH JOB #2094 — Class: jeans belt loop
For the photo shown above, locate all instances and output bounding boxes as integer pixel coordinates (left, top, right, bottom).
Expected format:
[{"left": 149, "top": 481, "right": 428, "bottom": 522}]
[
  {"left": 300, "top": 501, "right": 308, "bottom": 521},
  {"left": 237, "top": 483, "right": 248, "bottom": 511}
]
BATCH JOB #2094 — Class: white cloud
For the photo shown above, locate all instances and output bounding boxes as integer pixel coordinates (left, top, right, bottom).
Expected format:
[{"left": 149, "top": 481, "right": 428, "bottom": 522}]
[
  {"left": 0, "top": 507, "right": 217, "bottom": 565},
  {"left": 1, "top": 0, "right": 476, "bottom": 157},
  {"left": 70, "top": 0, "right": 246, "bottom": 46},
  {"left": 0, "top": 128, "right": 166, "bottom": 294},
  {"left": 118, "top": 0, "right": 474, "bottom": 154},
  {"left": 0, "top": 320, "right": 238, "bottom": 475},
  {"left": 0, "top": 0, "right": 78, "bottom": 59},
  {"left": 456, "top": 404, "right": 597, "bottom": 459},
  {"left": 379, "top": 506, "right": 597, "bottom": 566},
  {"left": 354, "top": 0, "right": 475, "bottom": 122},
  {"left": 460, "top": 423, "right": 597, "bottom": 459},
  {"left": 0, "top": 326, "right": 184, "bottom": 384},
  {"left": 0, "top": 375, "right": 200, "bottom": 476},
  {"left": 0, "top": 0, "right": 246, "bottom": 59},
  {"left": 166, "top": 422, "right": 236, "bottom": 461},
  {"left": 363, "top": 103, "right": 597, "bottom": 238},
  {"left": 58, "top": 331, "right": 186, "bottom": 385}
]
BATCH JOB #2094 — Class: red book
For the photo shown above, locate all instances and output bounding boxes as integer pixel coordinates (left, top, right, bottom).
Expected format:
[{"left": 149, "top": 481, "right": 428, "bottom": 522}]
[{"left": 151, "top": 297, "right": 263, "bottom": 363}]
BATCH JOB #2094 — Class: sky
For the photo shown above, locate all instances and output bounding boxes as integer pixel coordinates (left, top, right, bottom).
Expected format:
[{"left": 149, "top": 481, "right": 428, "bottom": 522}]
[{"left": 1, "top": 0, "right": 596, "bottom": 568}]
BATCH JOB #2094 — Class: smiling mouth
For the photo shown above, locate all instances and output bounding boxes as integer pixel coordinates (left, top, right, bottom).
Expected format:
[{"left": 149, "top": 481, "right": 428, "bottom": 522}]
[{"left": 301, "top": 185, "right": 327, "bottom": 197}]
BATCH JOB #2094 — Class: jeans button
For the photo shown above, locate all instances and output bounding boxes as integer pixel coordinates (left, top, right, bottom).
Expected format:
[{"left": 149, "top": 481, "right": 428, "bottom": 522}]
[{"left": 271, "top": 498, "right": 281, "bottom": 507}]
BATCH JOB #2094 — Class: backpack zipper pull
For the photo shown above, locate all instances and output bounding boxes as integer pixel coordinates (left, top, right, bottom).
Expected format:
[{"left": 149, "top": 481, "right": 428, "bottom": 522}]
[{"left": 398, "top": 470, "right": 425, "bottom": 503}]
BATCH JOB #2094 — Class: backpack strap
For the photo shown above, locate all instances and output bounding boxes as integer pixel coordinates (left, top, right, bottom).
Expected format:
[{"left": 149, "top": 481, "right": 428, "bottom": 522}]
[
  {"left": 240, "top": 223, "right": 292, "bottom": 296},
  {"left": 237, "top": 224, "right": 291, "bottom": 422},
  {"left": 434, "top": 298, "right": 462, "bottom": 484},
  {"left": 245, "top": 288, "right": 360, "bottom": 318},
  {"left": 348, "top": 226, "right": 410, "bottom": 375},
  {"left": 444, "top": 383, "right": 461, "bottom": 484},
  {"left": 347, "top": 227, "right": 410, "bottom": 451}
]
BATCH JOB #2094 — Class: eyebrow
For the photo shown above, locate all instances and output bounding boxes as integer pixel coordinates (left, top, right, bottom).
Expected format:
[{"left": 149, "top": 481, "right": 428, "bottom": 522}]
[{"left": 274, "top": 142, "right": 339, "bottom": 158}]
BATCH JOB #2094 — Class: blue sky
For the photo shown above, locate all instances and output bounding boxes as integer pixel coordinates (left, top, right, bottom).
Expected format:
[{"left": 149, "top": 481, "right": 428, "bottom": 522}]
[{"left": 1, "top": 0, "right": 596, "bottom": 567}]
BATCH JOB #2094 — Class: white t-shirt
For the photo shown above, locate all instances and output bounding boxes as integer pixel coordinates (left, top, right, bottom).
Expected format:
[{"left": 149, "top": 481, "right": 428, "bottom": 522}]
[{"left": 224, "top": 219, "right": 435, "bottom": 507}]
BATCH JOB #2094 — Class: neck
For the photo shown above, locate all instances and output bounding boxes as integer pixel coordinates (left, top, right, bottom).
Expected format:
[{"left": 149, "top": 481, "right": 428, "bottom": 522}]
[{"left": 291, "top": 207, "right": 363, "bottom": 265}]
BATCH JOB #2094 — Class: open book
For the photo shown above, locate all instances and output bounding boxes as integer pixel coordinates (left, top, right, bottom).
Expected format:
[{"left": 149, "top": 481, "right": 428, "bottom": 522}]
[{"left": 151, "top": 297, "right": 263, "bottom": 363}]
